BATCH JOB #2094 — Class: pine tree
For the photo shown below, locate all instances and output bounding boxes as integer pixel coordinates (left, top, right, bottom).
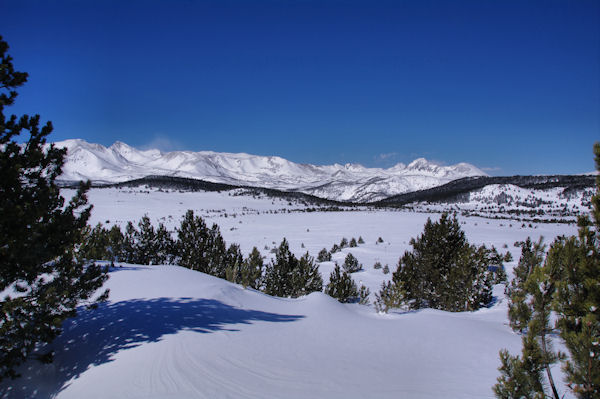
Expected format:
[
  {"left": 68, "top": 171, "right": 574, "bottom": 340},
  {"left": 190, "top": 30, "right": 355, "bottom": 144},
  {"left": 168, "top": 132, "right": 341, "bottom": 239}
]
[
  {"left": 264, "top": 238, "right": 297, "bottom": 297},
  {"left": 240, "top": 247, "right": 264, "bottom": 289},
  {"left": 0, "top": 36, "right": 108, "bottom": 381},
  {"left": 264, "top": 239, "right": 323, "bottom": 298},
  {"left": 134, "top": 215, "right": 158, "bottom": 265},
  {"left": 387, "top": 213, "right": 497, "bottom": 312},
  {"left": 121, "top": 221, "right": 137, "bottom": 263},
  {"left": 325, "top": 264, "right": 359, "bottom": 303},
  {"left": 349, "top": 237, "right": 357, "bottom": 247},
  {"left": 506, "top": 238, "right": 545, "bottom": 333},
  {"left": 549, "top": 144, "right": 600, "bottom": 398},
  {"left": 153, "top": 222, "right": 174, "bottom": 265},
  {"left": 317, "top": 248, "right": 332, "bottom": 262},
  {"left": 106, "top": 224, "right": 124, "bottom": 263},
  {"left": 225, "top": 243, "right": 244, "bottom": 283},
  {"left": 206, "top": 223, "right": 227, "bottom": 278},
  {"left": 292, "top": 252, "right": 323, "bottom": 297},
  {"left": 343, "top": 253, "right": 362, "bottom": 273},
  {"left": 176, "top": 210, "right": 210, "bottom": 272},
  {"left": 358, "top": 236, "right": 365, "bottom": 244},
  {"left": 495, "top": 145, "right": 600, "bottom": 399},
  {"left": 80, "top": 223, "right": 110, "bottom": 261}
]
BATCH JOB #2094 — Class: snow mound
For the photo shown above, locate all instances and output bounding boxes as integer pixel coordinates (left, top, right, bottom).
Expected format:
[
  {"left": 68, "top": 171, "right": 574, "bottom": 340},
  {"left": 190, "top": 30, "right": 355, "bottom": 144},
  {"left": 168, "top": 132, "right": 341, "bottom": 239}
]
[{"left": 3, "top": 264, "right": 523, "bottom": 399}]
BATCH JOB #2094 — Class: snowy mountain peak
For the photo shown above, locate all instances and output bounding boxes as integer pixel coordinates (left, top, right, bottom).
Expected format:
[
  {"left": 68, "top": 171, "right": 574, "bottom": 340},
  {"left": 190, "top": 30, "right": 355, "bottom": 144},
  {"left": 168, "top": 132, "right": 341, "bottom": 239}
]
[{"left": 54, "top": 139, "right": 486, "bottom": 202}]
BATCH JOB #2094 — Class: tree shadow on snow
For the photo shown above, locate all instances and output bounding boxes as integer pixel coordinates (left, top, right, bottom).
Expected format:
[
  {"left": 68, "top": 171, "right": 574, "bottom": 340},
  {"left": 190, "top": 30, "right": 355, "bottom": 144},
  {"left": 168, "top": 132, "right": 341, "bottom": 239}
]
[{"left": 1, "top": 297, "right": 304, "bottom": 398}]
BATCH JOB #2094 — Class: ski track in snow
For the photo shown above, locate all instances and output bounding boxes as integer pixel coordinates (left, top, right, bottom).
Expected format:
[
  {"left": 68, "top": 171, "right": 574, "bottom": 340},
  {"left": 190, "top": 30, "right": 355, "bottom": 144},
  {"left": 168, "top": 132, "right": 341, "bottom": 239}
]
[{"left": 1, "top": 187, "right": 580, "bottom": 399}]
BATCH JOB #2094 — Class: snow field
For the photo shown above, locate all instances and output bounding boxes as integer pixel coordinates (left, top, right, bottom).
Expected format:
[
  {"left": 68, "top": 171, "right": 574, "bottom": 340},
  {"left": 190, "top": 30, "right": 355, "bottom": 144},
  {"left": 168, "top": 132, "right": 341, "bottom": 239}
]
[{"left": 2, "top": 187, "right": 580, "bottom": 398}]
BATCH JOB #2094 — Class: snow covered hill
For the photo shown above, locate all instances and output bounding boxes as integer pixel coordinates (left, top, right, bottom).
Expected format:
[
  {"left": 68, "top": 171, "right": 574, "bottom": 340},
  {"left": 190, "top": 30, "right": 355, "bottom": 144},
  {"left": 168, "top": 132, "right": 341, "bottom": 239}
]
[
  {"left": 1, "top": 265, "right": 524, "bottom": 399},
  {"left": 53, "top": 139, "right": 486, "bottom": 202}
]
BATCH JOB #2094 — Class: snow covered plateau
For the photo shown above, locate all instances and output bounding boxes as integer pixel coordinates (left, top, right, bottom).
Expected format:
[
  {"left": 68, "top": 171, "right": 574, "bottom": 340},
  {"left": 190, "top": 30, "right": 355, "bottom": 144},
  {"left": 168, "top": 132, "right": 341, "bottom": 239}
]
[{"left": 1, "top": 186, "right": 586, "bottom": 399}]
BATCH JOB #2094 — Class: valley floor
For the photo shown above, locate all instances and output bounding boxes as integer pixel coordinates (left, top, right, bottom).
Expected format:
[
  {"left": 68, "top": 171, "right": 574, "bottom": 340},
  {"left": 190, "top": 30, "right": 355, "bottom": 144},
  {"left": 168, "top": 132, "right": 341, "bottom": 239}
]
[{"left": 1, "top": 187, "right": 580, "bottom": 398}]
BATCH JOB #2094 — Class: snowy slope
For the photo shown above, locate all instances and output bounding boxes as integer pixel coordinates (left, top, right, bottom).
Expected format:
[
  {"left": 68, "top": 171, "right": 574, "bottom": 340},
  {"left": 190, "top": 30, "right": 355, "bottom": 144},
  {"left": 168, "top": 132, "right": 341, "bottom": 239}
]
[
  {"left": 1, "top": 266, "right": 525, "bottom": 399},
  {"left": 53, "top": 139, "right": 486, "bottom": 202}
]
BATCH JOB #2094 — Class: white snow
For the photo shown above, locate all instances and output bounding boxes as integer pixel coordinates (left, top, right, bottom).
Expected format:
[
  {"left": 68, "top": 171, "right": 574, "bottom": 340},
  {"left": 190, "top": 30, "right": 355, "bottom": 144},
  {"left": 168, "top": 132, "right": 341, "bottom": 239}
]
[
  {"left": 1, "top": 187, "right": 580, "bottom": 399},
  {"left": 52, "top": 139, "right": 486, "bottom": 202}
]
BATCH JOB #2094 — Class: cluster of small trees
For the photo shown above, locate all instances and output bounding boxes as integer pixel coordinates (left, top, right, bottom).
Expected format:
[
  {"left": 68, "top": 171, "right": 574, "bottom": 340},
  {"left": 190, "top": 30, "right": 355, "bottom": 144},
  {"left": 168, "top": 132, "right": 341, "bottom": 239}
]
[
  {"left": 493, "top": 146, "right": 600, "bottom": 399},
  {"left": 82, "top": 211, "right": 325, "bottom": 298},
  {"left": 374, "top": 213, "right": 508, "bottom": 313}
]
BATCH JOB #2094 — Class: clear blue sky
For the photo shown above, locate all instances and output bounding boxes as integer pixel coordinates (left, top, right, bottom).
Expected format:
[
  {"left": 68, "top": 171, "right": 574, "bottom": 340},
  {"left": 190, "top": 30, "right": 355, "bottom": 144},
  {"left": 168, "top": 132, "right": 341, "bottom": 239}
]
[{"left": 2, "top": 0, "right": 599, "bottom": 175}]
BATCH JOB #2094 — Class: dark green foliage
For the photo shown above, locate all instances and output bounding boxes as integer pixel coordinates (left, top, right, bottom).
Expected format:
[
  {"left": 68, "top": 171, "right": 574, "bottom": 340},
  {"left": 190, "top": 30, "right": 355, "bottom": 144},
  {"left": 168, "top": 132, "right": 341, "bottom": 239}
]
[
  {"left": 264, "top": 239, "right": 323, "bottom": 298},
  {"left": 506, "top": 238, "right": 545, "bottom": 333},
  {"left": 494, "top": 242, "right": 561, "bottom": 399},
  {"left": 239, "top": 247, "right": 264, "bottom": 289},
  {"left": 325, "top": 264, "right": 359, "bottom": 303},
  {"left": 340, "top": 237, "right": 349, "bottom": 248},
  {"left": 374, "top": 281, "right": 404, "bottom": 313},
  {"left": 495, "top": 145, "right": 600, "bottom": 399},
  {"left": 225, "top": 243, "right": 244, "bottom": 283},
  {"left": 358, "top": 236, "right": 365, "bottom": 244},
  {"left": 382, "top": 264, "right": 390, "bottom": 274},
  {"left": 494, "top": 340, "right": 546, "bottom": 399},
  {"left": 373, "top": 261, "right": 382, "bottom": 270},
  {"left": 206, "top": 224, "right": 227, "bottom": 278},
  {"left": 80, "top": 223, "right": 110, "bottom": 261},
  {"left": 106, "top": 225, "right": 124, "bottom": 263},
  {"left": 330, "top": 244, "right": 340, "bottom": 254},
  {"left": 317, "top": 248, "right": 332, "bottom": 262},
  {"left": 343, "top": 253, "right": 362, "bottom": 273},
  {"left": 0, "top": 36, "right": 108, "bottom": 381},
  {"left": 358, "top": 285, "right": 370, "bottom": 305},
  {"left": 349, "top": 238, "right": 357, "bottom": 247},
  {"left": 176, "top": 210, "right": 211, "bottom": 272},
  {"left": 388, "top": 213, "right": 496, "bottom": 312}
]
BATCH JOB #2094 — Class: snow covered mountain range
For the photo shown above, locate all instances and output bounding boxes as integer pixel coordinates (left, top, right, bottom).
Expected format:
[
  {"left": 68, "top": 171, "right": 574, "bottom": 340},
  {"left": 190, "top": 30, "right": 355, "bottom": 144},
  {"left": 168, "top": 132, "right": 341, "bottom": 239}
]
[{"left": 53, "top": 139, "right": 486, "bottom": 202}]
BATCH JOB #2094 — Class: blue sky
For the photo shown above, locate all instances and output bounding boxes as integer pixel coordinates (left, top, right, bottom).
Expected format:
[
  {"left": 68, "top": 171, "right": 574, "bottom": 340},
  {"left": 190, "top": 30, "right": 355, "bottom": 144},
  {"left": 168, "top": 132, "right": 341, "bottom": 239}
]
[{"left": 2, "top": 0, "right": 599, "bottom": 175}]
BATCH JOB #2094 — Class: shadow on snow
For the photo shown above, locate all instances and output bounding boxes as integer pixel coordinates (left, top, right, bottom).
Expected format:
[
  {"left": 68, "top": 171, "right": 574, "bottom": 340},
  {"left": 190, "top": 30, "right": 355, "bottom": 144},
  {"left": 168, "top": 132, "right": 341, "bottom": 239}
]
[{"left": 1, "top": 297, "right": 304, "bottom": 398}]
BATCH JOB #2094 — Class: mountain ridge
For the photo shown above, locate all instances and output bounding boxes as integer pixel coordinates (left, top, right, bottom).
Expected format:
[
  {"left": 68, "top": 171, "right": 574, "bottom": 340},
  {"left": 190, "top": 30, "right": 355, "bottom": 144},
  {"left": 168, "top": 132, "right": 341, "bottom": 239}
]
[{"left": 53, "top": 139, "right": 486, "bottom": 202}]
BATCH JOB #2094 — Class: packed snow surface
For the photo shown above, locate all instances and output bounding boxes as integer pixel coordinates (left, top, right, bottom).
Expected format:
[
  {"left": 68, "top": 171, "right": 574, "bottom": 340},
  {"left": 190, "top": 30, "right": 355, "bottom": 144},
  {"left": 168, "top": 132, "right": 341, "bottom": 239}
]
[
  {"left": 53, "top": 139, "right": 486, "bottom": 202},
  {"left": 3, "top": 187, "right": 580, "bottom": 398}
]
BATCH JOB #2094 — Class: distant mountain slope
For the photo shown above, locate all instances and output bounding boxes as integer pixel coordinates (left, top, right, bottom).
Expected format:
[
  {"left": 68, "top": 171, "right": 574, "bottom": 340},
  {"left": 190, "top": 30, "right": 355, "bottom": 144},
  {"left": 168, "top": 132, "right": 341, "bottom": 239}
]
[{"left": 53, "top": 139, "right": 486, "bottom": 202}]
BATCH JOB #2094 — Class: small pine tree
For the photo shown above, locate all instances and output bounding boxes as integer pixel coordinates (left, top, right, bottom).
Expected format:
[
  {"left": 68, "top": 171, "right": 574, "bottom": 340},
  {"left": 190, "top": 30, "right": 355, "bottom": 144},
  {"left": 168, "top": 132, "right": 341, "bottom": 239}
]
[
  {"left": 373, "top": 261, "right": 382, "bottom": 270},
  {"left": 374, "top": 281, "right": 404, "bottom": 313},
  {"left": 340, "top": 237, "right": 349, "bottom": 248},
  {"left": 325, "top": 264, "right": 359, "bottom": 303},
  {"left": 80, "top": 223, "right": 110, "bottom": 261},
  {"left": 240, "top": 247, "right": 263, "bottom": 289},
  {"left": 317, "top": 248, "right": 332, "bottom": 262},
  {"left": 358, "top": 236, "right": 365, "bottom": 244},
  {"left": 106, "top": 225, "right": 124, "bottom": 263},
  {"left": 358, "top": 285, "right": 370, "bottom": 305},
  {"left": 121, "top": 221, "right": 137, "bottom": 263},
  {"left": 343, "top": 253, "right": 362, "bottom": 273},
  {"left": 264, "top": 239, "right": 322, "bottom": 298},
  {"left": 349, "top": 238, "right": 357, "bottom": 247},
  {"left": 330, "top": 243, "right": 340, "bottom": 254},
  {"left": 153, "top": 223, "right": 174, "bottom": 265},
  {"left": 176, "top": 210, "right": 210, "bottom": 272},
  {"left": 134, "top": 215, "right": 158, "bottom": 265},
  {"left": 225, "top": 243, "right": 244, "bottom": 284}
]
